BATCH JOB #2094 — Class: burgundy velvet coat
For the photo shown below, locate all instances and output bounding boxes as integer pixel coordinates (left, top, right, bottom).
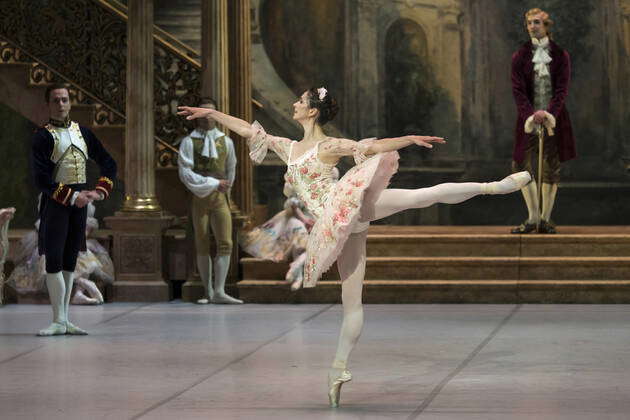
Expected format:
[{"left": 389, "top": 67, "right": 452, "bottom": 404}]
[{"left": 511, "top": 40, "right": 576, "bottom": 163}]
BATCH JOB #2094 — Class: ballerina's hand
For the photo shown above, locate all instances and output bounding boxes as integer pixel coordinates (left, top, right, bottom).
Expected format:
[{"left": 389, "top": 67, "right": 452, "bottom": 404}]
[
  {"left": 176, "top": 106, "right": 212, "bottom": 120},
  {"left": 409, "top": 135, "right": 446, "bottom": 149}
]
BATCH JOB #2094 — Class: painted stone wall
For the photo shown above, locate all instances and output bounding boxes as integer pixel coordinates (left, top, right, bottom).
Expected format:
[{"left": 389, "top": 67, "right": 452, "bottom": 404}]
[{"left": 254, "top": 0, "right": 630, "bottom": 225}]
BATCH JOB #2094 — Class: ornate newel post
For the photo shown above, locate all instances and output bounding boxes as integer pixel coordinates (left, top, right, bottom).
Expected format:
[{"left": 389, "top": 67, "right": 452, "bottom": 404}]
[{"left": 105, "top": 0, "right": 173, "bottom": 301}]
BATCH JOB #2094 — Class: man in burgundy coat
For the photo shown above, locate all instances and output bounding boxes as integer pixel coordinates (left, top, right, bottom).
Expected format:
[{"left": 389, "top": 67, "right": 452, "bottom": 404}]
[{"left": 510, "top": 8, "right": 576, "bottom": 234}]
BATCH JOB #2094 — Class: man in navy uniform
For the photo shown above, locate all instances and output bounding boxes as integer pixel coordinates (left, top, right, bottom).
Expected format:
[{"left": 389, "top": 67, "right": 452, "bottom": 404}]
[{"left": 32, "top": 84, "right": 117, "bottom": 336}]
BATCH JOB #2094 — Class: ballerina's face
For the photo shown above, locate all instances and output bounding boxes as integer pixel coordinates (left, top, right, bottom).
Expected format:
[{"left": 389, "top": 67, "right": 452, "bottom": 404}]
[{"left": 292, "top": 91, "right": 317, "bottom": 122}]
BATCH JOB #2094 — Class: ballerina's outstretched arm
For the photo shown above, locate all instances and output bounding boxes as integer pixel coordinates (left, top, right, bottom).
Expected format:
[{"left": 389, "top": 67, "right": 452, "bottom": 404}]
[
  {"left": 366, "top": 134, "right": 446, "bottom": 153},
  {"left": 318, "top": 135, "right": 445, "bottom": 164},
  {"left": 177, "top": 106, "right": 254, "bottom": 138}
]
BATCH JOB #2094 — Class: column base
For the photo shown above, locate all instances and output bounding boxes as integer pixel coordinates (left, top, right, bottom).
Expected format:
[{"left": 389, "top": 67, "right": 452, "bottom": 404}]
[
  {"left": 122, "top": 195, "right": 162, "bottom": 212},
  {"left": 105, "top": 211, "right": 173, "bottom": 302}
]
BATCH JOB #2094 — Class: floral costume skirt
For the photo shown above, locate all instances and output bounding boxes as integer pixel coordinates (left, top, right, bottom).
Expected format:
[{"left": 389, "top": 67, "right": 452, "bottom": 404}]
[{"left": 303, "top": 151, "right": 399, "bottom": 287}]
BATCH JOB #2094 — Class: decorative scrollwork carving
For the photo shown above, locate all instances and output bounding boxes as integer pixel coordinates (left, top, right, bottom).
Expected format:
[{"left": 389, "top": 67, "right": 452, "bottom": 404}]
[{"left": 154, "top": 43, "right": 200, "bottom": 146}]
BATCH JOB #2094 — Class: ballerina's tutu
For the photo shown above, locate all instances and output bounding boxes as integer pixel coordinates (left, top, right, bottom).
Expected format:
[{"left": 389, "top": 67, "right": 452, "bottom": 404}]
[{"left": 302, "top": 151, "right": 398, "bottom": 287}]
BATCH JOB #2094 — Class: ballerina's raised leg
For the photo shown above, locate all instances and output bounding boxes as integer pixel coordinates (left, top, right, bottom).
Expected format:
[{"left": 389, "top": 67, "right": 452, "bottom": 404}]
[{"left": 371, "top": 171, "right": 530, "bottom": 220}]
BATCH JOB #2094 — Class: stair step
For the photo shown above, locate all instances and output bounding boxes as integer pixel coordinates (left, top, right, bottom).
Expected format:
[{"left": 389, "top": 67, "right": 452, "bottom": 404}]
[
  {"left": 362, "top": 234, "right": 630, "bottom": 257},
  {"left": 241, "top": 257, "right": 630, "bottom": 281},
  {"left": 520, "top": 236, "right": 630, "bottom": 256},
  {"left": 365, "top": 225, "right": 630, "bottom": 234},
  {"left": 237, "top": 280, "right": 630, "bottom": 304}
]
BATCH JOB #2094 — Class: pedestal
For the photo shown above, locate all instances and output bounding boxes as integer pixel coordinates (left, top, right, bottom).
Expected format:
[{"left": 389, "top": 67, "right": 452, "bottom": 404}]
[{"left": 105, "top": 212, "right": 173, "bottom": 301}]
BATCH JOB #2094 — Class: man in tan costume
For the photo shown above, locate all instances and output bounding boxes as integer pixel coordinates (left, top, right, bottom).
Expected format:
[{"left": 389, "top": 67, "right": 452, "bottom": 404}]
[{"left": 178, "top": 98, "right": 242, "bottom": 304}]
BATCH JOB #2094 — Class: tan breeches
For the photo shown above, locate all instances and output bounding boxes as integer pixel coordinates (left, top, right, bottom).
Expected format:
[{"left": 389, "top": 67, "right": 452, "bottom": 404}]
[{"left": 191, "top": 191, "right": 233, "bottom": 256}]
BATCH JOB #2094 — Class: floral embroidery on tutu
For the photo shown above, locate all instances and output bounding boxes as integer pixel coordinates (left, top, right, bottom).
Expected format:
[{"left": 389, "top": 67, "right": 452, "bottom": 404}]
[{"left": 302, "top": 152, "right": 399, "bottom": 287}]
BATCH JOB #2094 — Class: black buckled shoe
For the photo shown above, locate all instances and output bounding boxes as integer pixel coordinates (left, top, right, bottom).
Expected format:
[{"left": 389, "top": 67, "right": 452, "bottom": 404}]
[
  {"left": 511, "top": 221, "right": 538, "bottom": 234},
  {"left": 538, "top": 219, "right": 557, "bottom": 234}
]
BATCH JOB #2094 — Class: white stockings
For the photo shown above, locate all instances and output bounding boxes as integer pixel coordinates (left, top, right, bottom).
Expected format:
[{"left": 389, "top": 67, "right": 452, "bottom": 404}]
[
  {"left": 38, "top": 271, "right": 87, "bottom": 336},
  {"left": 370, "top": 172, "right": 531, "bottom": 221},
  {"left": 331, "top": 230, "right": 367, "bottom": 376}
]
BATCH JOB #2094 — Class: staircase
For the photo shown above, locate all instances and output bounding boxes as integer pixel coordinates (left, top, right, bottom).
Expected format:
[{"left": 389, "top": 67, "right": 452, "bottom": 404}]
[{"left": 238, "top": 225, "right": 630, "bottom": 303}]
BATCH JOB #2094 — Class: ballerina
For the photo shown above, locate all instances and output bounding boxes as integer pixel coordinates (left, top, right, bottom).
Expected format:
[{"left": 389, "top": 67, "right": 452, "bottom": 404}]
[{"left": 178, "top": 87, "right": 530, "bottom": 407}]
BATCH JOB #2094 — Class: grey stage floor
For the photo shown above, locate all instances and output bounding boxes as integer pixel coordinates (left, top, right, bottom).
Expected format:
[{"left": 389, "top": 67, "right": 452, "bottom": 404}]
[{"left": 1, "top": 303, "right": 630, "bottom": 419}]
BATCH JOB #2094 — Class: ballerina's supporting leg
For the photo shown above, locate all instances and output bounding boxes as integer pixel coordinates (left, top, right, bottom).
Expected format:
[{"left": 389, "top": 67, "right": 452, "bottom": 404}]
[
  {"left": 370, "top": 171, "right": 531, "bottom": 221},
  {"left": 328, "top": 230, "right": 367, "bottom": 407}
]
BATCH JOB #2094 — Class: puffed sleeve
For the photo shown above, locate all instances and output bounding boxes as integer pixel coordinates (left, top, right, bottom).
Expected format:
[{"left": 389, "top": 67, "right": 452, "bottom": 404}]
[
  {"left": 177, "top": 136, "right": 220, "bottom": 197},
  {"left": 248, "top": 121, "right": 293, "bottom": 164}
]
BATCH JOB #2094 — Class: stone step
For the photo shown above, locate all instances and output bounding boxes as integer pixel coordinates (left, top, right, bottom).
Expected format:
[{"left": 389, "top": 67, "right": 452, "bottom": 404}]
[
  {"left": 363, "top": 234, "right": 630, "bottom": 257},
  {"left": 365, "top": 225, "right": 630, "bottom": 235},
  {"left": 241, "top": 257, "right": 630, "bottom": 281},
  {"left": 237, "top": 280, "right": 630, "bottom": 304}
]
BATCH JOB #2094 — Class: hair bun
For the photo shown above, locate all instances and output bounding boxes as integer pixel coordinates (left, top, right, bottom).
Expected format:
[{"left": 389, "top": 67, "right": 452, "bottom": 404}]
[
  {"left": 322, "top": 97, "right": 339, "bottom": 125},
  {"left": 308, "top": 88, "right": 339, "bottom": 125}
]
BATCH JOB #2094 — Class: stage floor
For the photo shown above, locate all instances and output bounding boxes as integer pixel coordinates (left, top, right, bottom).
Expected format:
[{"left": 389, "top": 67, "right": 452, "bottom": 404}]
[{"left": 2, "top": 303, "right": 630, "bottom": 419}]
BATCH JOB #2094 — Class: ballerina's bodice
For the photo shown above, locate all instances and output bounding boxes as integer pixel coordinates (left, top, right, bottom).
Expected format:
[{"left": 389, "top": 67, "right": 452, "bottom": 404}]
[{"left": 285, "top": 142, "right": 336, "bottom": 219}]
